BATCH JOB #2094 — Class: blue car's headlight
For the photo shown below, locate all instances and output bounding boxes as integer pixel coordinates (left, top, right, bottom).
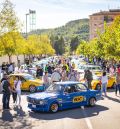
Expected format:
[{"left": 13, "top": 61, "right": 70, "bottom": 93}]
[{"left": 39, "top": 100, "right": 47, "bottom": 105}]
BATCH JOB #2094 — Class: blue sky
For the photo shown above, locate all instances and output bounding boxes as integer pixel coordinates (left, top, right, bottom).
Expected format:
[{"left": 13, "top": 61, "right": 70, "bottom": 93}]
[{"left": 5, "top": 0, "right": 120, "bottom": 31}]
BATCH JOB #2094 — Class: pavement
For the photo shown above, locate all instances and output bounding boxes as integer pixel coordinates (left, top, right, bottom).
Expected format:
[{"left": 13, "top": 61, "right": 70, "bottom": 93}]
[{"left": 0, "top": 89, "right": 120, "bottom": 129}]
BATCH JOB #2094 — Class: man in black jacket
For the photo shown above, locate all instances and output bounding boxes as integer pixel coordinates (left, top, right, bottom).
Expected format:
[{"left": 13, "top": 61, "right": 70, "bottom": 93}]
[
  {"left": 84, "top": 70, "right": 93, "bottom": 89},
  {"left": 1, "top": 75, "right": 11, "bottom": 110}
]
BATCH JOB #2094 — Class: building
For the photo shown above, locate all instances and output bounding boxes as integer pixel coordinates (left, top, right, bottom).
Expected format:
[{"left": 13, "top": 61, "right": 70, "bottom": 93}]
[{"left": 89, "top": 9, "right": 120, "bottom": 40}]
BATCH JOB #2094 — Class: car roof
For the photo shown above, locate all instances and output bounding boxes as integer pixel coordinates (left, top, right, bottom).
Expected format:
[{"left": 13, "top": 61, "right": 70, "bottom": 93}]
[
  {"left": 55, "top": 81, "right": 81, "bottom": 85},
  {"left": 9, "top": 73, "right": 32, "bottom": 76}
]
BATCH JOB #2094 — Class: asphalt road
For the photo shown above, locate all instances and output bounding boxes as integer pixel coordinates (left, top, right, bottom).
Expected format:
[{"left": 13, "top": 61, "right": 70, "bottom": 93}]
[{"left": 0, "top": 89, "right": 120, "bottom": 129}]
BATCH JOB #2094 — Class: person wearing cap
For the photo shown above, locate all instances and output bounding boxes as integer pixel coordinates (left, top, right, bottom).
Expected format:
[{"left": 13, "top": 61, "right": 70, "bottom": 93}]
[{"left": 51, "top": 68, "right": 61, "bottom": 83}]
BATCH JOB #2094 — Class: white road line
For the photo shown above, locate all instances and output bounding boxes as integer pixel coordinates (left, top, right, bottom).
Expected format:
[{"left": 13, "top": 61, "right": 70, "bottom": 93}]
[{"left": 81, "top": 106, "right": 93, "bottom": 129}]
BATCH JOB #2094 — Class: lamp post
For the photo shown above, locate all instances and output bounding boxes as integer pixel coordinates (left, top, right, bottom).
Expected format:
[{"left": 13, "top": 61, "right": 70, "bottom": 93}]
[
  {"left": 26, "top": 13, "right": 29, "bottom": 38},
  {"left": 25, "top": 9, "right": 36, "bottom": 37}
]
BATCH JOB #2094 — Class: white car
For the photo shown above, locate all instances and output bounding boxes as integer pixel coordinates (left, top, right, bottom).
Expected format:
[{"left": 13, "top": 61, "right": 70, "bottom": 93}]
[{"left": 77, "top": 64, "right": 102, "bottom": 74}]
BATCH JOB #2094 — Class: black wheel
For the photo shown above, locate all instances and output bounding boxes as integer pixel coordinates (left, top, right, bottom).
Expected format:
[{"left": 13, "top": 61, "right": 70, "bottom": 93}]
[
  {"left": 112, "top": 82, "right": 116, "bottom": 89},
  {"left": 29, "top": 85, "right": 36, "bottom": 93},
  {"left": 50, "top": 103, "right": 59, "bottom": 113},
  {"left": 89, "top": 97, "right": 96, "bottom": 107},
  {"left": 96, "top": 84, "right": 101, "bottom": 90}
]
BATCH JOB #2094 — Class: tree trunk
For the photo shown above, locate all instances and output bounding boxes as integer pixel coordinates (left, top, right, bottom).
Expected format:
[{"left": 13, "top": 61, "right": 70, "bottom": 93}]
[
  {"left": 24, "top": 54, "right": 25, "bottom": 63},
  {"left": 8, "top": 55, "right": 12, "bottom": 63},
  {"left": 16, "top": 55, "right": 20, "bottom": 67}
]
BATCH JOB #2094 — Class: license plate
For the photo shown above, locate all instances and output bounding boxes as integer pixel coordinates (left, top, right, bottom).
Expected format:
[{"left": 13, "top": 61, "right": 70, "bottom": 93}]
[{"left": 32, "top": 105, "right": 36, "bottom": 108}]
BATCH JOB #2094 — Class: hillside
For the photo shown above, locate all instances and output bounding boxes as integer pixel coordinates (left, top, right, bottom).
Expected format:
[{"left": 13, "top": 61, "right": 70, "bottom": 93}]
[
  {"left": 29, "top": 18, "right": 89, "bottom": 42},
  {"left": 29, "top": 18, "right": 89, "bottom": 54}
]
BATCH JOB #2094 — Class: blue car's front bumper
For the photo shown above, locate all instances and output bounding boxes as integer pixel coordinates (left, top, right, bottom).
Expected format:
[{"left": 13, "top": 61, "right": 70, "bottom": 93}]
[{"left": 28, "top": 103, "right": 49, "bottom": 112}]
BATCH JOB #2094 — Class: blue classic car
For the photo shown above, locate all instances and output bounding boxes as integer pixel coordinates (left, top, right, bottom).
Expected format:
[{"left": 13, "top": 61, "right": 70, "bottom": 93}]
[{"left": 27, "top": 81, "right": 101, "bottom": 113}]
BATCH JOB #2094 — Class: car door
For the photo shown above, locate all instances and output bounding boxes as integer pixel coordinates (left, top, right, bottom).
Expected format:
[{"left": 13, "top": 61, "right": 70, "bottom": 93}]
[
  {"left": 62, "top": 85, "right": 76, "bottom": 109},
  {"left": 62, "top": 84, "right": 87, "bottom": 109},
  {"left": 71, "top": 83, "right": 88, "bottom": 107},
  {"left": 20, "top": 76, "right": 28, "bottom": 90}
]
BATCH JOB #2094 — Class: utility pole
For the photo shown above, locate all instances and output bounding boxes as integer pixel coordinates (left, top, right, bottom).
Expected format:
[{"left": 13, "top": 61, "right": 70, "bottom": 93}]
[{"left": 26, "top": 13, "right": 29, "bottom": 38}]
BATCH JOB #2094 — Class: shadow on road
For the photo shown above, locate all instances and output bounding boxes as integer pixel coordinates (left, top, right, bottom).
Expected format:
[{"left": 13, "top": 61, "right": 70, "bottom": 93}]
[
  {"left": 1, "top": 110, "right": 14, "bottom": 122},
  {"left": 107, "top": 88, "right": 115, "bottom": 93},
  {"left": 13, "top": 106, "right": 26, "bottom": 116},
  {"left": 0, "top": 107, "right": 32, "bottom": 129},
  {"left": 28, "top": 104, "right": 109, "bottom": 120},
  {"left": 106, "top": 95, "right": 120, "bottom": 103}
]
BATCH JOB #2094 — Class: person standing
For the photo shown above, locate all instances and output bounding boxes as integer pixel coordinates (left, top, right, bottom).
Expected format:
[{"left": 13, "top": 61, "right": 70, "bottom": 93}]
[
  {"left": 101, "top": 72, "right": 108, "bottom": 96},
  {"left": 115, "top": 69, "right": 120, "bottom": 96},
  {"left": 68, "top": 69, "right": 77, "bottom": 81},
  {"left": 51, "top": 69, "right": 61, "bottom": 83},
  {"left": 42, "top": 71, "right": 49, "bottom": 90},
  {"left": 14, "top": 76, "right": 22, "bottom": 106},
  {"left": 109, "top": 65, "right": 115, "bottom": 77},
  {"left": 1, "top": 75, "right": 11, "bottom": 110},
  {"left": 61, "top": 67, "right": 68, "bottom": 81},
  {"left": 84, "top": 70, "right": 93, "bottom": 89}
]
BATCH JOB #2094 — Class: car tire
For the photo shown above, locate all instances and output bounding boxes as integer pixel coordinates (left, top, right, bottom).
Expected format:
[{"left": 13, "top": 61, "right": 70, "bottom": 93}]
[
  {"left": 29, "top": 85, "right": 36, "bottom": 93},
  {"left": 50, "top": 103, "right": 59, "bottom": 113},
  {"left": 96, "top": 84, "right": 101, "bottom": 90},
  {"left": 88, "top": 97, "right": 96, "bottom": 107}
]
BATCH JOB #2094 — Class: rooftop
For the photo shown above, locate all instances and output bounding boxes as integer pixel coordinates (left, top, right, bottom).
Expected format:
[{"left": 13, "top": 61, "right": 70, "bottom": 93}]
[{"left": 90, "top": 9, "right": 120, "bottom": 16}]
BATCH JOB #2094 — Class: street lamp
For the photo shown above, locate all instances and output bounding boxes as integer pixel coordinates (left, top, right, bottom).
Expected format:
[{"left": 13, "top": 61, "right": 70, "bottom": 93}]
[
  {"left": 26, "top": 13, "right": 29, "bottom": 38},
  {"left": 25, "top": 9, "right": 36, "bottom": 38}
]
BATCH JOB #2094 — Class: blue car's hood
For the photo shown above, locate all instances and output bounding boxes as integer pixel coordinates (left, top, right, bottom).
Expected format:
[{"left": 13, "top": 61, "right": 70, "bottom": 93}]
[{"left": 28, "top": 92, "right": 58, "bottom": 99}]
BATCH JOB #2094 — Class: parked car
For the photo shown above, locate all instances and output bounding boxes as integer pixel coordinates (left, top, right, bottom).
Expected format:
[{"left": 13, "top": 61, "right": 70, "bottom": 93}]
[
  {"left": 80, "top": 74, "right": 116, "bottom": 90},
  {"left": 27, "top": 81, "right": 101, "bottom": 113},
  {"left": 77, "top": 64, "right": 102, "bottom": 74},
  {"left": 9, "top": 73, "right": 44, "bottom": 93}
]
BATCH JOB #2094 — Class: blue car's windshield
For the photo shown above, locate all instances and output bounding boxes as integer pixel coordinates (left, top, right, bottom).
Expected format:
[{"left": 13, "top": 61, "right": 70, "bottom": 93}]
[{"left": 46, "top": 84, "right": 64, "bottom": 93}]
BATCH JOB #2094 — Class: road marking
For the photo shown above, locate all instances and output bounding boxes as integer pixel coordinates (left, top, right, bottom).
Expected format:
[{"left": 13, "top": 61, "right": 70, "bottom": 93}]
[{"left": 81, "top": 106, "right": 93, "bottom": 129}]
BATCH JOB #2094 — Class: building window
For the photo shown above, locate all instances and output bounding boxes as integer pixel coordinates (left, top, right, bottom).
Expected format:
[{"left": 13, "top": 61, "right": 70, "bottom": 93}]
[{"left": 104, "top": 16, "right": 113, "bottom": 23}]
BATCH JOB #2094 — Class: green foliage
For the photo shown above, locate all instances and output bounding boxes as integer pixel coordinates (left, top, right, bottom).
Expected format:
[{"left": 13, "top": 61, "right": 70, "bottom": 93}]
[
  {"left": 76, "top": 16, "right": 120, "bottom": 61},
  {"left": 29, "top": 19, "right": 89, "bottom": 54},
  {"left": 51, "top": 36, "right": 65, "bottom": 55},
  {"left": 70, "top": 36, "right": 80, "bottom": 52}
]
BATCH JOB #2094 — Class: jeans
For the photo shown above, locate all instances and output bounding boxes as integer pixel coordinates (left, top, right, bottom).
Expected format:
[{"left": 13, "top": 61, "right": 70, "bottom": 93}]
[
  {"left": 16, "top": 90, "right": 21, "bottom": 105},
  {"left": 102, "top": 83, "right": 107, "bottom": 95},
  {"left": 115, "top": 84, "right": 120, "bottom": 95},
  {"left": 2, "top": 93, "right": 10, "bottom": 109}
]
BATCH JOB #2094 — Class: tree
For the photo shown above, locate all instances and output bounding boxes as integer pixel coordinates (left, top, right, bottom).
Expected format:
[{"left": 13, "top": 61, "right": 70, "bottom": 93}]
[
  {"left": 70, "top": 36, "right": 80, "bottom": 52},
  {"left": 53, "top": 36, "right": 65, "bottom": 55},
  {"left": 76, "top": 16, "right": 120, "bottom": 61},
  {"left": 24, "top": 34, "right": 55, "bottom": 57},
  {"left": 0, "top": 0, "right": 20, "bottom": 63}
]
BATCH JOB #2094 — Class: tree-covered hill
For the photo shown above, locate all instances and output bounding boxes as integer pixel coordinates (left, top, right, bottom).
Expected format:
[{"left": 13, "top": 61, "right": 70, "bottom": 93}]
[
  {"left": 29, "top": 18, "right": 89, "bottom": 54},
  {"left": 30, "top": 18, "right": 89, "bottom": 41}
]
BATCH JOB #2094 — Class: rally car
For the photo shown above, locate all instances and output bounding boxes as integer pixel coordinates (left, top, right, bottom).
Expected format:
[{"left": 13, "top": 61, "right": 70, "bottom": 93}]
[
  {"left": 9, "top": 73, "right": 44, "bottom": 93},
  {"left": 27, "top": 81, "right": 101, "bottom": 113}
]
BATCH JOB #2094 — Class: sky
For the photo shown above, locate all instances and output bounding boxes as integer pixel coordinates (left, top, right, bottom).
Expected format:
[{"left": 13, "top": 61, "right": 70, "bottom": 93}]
[{"left": 1, "top": 0, "right": 120, "bottom": 32}]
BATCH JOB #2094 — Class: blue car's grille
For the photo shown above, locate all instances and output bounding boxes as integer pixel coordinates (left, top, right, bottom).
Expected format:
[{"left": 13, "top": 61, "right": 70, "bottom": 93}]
[{"left": 27, "top": 97, "right": 40, "bottom": 105}]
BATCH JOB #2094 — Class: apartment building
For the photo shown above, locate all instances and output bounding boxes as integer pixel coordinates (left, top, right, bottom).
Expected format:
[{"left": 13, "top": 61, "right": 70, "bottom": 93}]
[{"left": 89, "top": 9, "right": 120, "bottom": 40}]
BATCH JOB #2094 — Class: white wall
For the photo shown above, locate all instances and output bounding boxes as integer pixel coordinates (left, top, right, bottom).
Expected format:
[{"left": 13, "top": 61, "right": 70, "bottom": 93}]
[{"left": 0, "top": 55, "right": 25, "bottom": 66}]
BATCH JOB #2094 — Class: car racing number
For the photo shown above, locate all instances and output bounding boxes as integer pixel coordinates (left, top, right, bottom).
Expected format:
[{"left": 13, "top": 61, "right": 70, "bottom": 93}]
[{"left": 73, "top": 96, "right": 84, "bottom": 103}]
